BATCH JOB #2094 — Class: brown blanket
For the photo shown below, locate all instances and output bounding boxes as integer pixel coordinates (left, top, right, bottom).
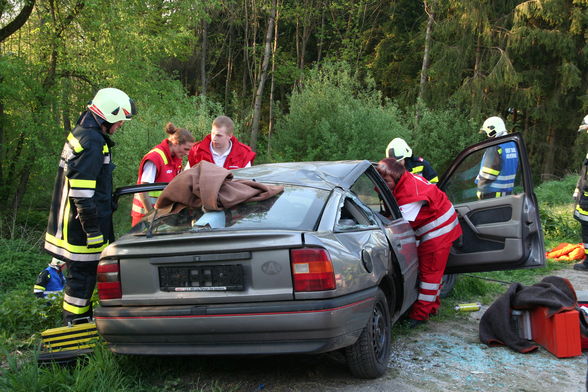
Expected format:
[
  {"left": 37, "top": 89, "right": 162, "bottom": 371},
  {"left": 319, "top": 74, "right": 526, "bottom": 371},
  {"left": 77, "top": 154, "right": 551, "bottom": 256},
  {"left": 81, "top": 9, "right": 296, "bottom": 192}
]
[
  {"left": 479, "top": 276, "right": 588, "bottom": 353},
  {"left": 155, "top": 161, "right": 284, "bottom": 214}
]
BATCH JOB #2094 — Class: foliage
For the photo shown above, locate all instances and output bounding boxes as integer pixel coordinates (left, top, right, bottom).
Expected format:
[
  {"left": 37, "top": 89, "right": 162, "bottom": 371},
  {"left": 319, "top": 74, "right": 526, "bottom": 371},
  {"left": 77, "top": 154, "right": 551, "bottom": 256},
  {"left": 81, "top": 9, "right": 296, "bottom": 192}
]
[
  {"left": 272, "top": 61, "right": 410, "bottom": 162},
  {"left": 0, "top": 289, "right": 62, "bottom": 340},
  {"left": 534, "top": 174, "right": 578, "bottom": 242},
  {"left": 0, "top": 238, "right": 47, "bottom": 291}
]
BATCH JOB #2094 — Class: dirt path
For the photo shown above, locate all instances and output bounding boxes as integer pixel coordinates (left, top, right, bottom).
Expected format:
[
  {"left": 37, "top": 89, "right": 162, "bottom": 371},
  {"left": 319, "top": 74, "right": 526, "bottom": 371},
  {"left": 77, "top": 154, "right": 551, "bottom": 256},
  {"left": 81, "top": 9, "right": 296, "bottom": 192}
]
[{"left": 191, "top": 266, "right": 588, "bottom": 392}]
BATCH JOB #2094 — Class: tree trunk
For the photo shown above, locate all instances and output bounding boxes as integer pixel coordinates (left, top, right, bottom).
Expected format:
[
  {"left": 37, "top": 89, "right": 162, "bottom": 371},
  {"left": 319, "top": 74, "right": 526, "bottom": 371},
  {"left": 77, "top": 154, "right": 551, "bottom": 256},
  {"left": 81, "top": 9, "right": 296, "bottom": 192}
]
[
  {"left": 250, "top": 0, "right": 277, "bottom": 151},
  {"left": 267, "top": 2, "right": 280, "bottom": 156},
  {"left": 541, "top": 125, "right": 556, "bottom": 181},
  {"left": 417, "top": 0, "right": 434, "bottom": 108},
  {"left": 225, "top": 29, "right": 233, "bottom": 110},
  {"left": 200, "top": 20, "right": 208, "bottom": 96}
]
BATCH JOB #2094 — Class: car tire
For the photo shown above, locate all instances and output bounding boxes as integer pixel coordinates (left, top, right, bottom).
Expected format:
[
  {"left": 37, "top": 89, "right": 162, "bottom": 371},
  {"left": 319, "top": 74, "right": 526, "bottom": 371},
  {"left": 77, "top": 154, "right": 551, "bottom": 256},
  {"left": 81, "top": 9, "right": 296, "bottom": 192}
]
[
  {"left": 345, "top": 288, "right": 391, "bottom": 379},
  {"left": 440, "top": 273, "right": 458, "bottom": 299}
]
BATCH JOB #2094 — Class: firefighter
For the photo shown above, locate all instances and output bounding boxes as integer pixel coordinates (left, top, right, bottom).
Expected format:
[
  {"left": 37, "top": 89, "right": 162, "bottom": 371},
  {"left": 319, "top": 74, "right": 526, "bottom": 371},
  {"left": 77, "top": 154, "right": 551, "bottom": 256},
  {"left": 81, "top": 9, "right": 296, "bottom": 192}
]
[
  {"left": 33, "top": 258, "right": 66, "bottom": 300},
  {"left": 385, "top": 138, "right": 439, "bottom": 183},
  {"left": 131, "top": 122, "right": 194, "bottom": 226},
  {"left": 377, "top": 158, "right": 462, "bottom": 326},
  {"left": 573, "top": 115, "right": 588, "bottom": 271},
  {"left": 44, "top": 87, "right": 136, "bottom": 324},
  {"left": 476, "top": 116, "right": 519, "bottom": 199}
]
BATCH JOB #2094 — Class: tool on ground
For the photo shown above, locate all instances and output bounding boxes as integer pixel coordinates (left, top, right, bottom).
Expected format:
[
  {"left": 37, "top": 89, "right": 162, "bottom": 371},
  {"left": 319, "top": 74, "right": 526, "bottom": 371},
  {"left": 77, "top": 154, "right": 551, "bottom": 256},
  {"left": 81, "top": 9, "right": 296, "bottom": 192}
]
[
  {"left": 454, "top": 302, "right": 481, "bottom": 312},
  {"left": 37, "top": 317, "right": 99, "bottom": 364}
]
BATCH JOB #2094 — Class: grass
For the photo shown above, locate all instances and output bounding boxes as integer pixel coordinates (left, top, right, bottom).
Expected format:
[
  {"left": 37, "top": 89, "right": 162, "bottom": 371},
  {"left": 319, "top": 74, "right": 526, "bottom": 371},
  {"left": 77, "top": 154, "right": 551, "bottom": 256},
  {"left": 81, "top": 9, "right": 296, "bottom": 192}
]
[{"left": 0, "top": 174, "right": 584, "bottom": 389}]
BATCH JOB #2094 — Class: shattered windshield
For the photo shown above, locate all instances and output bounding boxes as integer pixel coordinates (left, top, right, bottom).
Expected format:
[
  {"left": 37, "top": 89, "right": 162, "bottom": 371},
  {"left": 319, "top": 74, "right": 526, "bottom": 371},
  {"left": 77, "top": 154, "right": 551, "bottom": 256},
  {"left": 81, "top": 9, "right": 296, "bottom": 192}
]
[{"left": 127, "top": 185, "right": 329, "bottom": 236}]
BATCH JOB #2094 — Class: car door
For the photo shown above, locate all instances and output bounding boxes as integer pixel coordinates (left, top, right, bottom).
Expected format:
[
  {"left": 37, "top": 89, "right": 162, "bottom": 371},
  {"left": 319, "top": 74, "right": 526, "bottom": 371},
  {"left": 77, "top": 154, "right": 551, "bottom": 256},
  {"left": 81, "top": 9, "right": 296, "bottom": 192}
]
[
  {"left": 112, "top": 182, "right": 168, "bottom": 237},
  {"left": 439, "top": 133, "right": 544, "bottom": 274}
]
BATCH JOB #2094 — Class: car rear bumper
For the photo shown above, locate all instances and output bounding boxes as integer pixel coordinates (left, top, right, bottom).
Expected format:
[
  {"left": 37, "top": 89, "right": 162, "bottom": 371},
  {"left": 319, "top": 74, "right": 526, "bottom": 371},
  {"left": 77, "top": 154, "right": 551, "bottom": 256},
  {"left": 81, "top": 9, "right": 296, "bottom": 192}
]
[{"left": 94, "top": 287, "right": 377, "bottom": 355}]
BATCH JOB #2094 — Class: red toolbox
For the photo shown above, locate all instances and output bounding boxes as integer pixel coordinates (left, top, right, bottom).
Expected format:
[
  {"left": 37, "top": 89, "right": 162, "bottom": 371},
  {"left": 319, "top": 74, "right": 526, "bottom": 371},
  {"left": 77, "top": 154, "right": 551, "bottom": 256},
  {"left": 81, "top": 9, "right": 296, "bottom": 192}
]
[{"left": 530, "top": 307, "right": 581, "bottom": 358}]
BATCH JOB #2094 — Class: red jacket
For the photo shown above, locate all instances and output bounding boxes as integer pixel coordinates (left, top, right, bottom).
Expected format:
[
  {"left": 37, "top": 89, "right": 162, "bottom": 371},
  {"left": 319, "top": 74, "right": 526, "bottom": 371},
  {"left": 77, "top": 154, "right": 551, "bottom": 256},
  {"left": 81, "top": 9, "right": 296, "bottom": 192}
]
[
  {"left": 188, "top": 134, "right": 256, "bottom": 169},
  {"left": 393, "top": 172, "right": 462, "bottom": 254},
  {"left": 131, "top": 139, "right": 182, "bottom": 225}
]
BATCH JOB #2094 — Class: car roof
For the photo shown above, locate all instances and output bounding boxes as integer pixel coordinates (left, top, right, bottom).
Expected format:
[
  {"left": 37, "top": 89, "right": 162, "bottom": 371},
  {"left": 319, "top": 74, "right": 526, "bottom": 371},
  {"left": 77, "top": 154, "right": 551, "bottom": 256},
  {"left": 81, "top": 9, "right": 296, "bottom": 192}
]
[{"left": 232, "top": 160, "right": 372, "bottom": 190}]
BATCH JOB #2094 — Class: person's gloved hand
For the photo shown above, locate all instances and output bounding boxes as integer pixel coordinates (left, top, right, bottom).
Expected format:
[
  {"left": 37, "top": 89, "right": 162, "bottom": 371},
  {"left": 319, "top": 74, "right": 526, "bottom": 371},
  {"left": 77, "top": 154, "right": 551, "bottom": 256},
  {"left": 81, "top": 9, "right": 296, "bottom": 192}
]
[{"left": 86, "top": 233, "right": 105, "bottom": 249}]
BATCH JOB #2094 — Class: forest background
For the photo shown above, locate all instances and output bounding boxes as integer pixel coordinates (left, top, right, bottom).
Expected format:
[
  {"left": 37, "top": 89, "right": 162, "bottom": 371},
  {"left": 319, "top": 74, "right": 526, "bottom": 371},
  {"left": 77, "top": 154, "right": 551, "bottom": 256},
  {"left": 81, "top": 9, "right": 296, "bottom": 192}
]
[{"left": 0, "top": 0, "right": 587, "bottom": 235}]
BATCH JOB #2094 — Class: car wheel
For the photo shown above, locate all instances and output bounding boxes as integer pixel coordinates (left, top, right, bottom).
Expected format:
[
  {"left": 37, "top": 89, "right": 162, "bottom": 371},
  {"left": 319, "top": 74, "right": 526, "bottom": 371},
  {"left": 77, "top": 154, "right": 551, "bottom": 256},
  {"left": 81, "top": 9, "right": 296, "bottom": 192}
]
[
  {"left": 440, "top": 273, "right": 458, "bottom": 299},
  {"left": 345, "top": 288, "right": 391, "bottom": 379}
]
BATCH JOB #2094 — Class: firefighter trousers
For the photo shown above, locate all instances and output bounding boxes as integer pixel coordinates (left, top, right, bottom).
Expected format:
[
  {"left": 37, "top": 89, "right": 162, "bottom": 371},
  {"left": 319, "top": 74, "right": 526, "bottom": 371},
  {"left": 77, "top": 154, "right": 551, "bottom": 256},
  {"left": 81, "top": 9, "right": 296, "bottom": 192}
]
[
  {"left": 409, "top": 243, "right": 452, "bottom": 321},
  {"left": 62, "top": 260, "right": 98, "bottom": 325}
]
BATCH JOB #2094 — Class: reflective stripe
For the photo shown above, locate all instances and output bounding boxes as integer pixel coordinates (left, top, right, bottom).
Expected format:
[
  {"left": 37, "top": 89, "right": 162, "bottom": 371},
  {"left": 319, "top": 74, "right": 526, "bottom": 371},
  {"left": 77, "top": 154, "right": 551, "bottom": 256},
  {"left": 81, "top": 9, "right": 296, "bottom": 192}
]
[
  {"left": 103, "top": 144, "right": 110, "bottom": 154},
  {"left": 479, "top": 172, "right": 497, "bottom": 180},
  {"left": 63, "top": 301, "right": 90, "bottom": 315},
  {"left": 418, "top": 293, "right": 436, "bottom": 302},
  {"left": 482, "top": 167, "right": 500, "bottom": 176},
  {"left": 69, "top": 189, "right": 95, "bottom": 198},
  {"left": 132, "top": 204, "right": 148, "bottom": 214},
  {"left": 55, "top": 179, "right": 70, "bottom": 239},
  {"left": 67, "top": 133, "right": 83, "bottom": 153},
  {"left": 69, "top": 178, "right": 96, "bottom": 189},
  {"left": 104, "top": 155, "right": 111, "bottom": 164},
  {"left": 45, "top": 233, "right": 107, "bottom": 255},
  {"left": 576, "top": 205, "right": 588, "bottom": 216},
  {"left": 497, "top": 174, "right": 516, "bottom": 181},
  {"left": 429, "top": 176, "right": 439, "bottom": 183},
  {"left": 410, "top": 166, "right": 424, "bottom": 174},
  {"left": 415, "top": 206, "right": 456, "bottom": 236},
  {"left": 87, "top": 234, "right": 104, "bottom": 245},
  {"left": 64, "top": 293, "right": 89, "bottom": 306},
  {"left": 420, "top": 281, "right": 440, "bottom": 290},
  {"left": 489, "top": 182, "right": 515, "bottom": 189},
  {"left": 575, "top": 209, "right": 588, "bottom": 222},
  {"left": 420, "top": 216, "right": 460, "bottom": 243},
  {"left": 34, "top": 285, "right": 46, "bottom": 291},
  {"left": 151, "top": 148, "right": 168, "bottom": 165}
]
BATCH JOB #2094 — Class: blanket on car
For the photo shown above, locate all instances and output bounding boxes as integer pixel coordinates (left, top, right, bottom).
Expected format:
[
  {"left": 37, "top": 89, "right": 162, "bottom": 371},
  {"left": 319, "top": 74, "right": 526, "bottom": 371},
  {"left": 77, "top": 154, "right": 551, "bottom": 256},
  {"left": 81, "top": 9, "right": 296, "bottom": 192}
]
[
  {"left": 155, "top": 160, "right": 284, "bottom": 214},
  {"left": 479, "top": 276, "right": 588, "bottom": 353}
]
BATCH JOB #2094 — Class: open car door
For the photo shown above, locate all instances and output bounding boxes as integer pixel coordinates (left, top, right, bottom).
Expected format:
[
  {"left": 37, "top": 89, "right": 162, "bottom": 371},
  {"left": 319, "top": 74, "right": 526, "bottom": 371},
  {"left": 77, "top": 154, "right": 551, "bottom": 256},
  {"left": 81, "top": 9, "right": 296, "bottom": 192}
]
[
  {"left": 439, "top": 133, "right": 544, "bottom": 274},
  {"left": 112, "top": 183, "right": 168, "bottom": 238}
]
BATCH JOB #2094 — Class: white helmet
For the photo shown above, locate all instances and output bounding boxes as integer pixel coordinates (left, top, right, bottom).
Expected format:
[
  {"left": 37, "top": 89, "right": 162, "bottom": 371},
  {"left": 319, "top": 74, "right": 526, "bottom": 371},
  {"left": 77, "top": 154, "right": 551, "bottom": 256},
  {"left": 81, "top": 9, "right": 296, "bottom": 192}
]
[
  {"left": 579, "top": 115, "right": 588, "bottom": 133},
  {"left": 50, "top": 258, "right": 65, "bottom": 268},
  {"left": 88, "top": 88, "right": 136, "bottom": 123},
  {"left": 480, "top": 116, "right": 507, "bottom": 138},
  {"left": 386, "top": 138, "right": 412, "bottom": 160}
]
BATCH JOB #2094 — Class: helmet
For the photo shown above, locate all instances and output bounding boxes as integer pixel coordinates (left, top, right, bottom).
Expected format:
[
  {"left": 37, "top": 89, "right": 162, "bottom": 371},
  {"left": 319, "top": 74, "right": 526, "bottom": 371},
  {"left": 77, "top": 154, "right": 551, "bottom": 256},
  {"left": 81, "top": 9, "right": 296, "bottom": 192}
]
[
  {"left": 386, "top": 138, "right": 412, "bottom": 160},
  {"left": 87, "top": 88, "right": 136, "bottom": 123},
  {"left": 579, "top": 115, "right": 588, "bottom": 133},
  {"left": 50, "top": 258, "right": 65, "bottom": 268},
  {"left": 480, "top": 116, "right": 507, "bottom": 138}
]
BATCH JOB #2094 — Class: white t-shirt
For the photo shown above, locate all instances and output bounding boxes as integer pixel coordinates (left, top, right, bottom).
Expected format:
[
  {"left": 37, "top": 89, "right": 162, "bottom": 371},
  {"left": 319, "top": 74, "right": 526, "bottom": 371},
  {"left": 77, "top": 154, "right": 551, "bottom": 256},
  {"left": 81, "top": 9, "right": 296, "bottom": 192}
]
[
  {"left": 399, "top": 201, "right": 424, "bottom": 222},
  {"left": 140, "top": 161, "right": 157, "bottom": 183}
]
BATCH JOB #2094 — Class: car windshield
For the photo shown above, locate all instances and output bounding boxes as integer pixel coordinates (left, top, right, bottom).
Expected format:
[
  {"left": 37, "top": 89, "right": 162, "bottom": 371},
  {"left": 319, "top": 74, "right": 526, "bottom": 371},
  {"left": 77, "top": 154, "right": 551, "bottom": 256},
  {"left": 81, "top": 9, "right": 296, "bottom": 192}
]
[{"left": 128, "top": 185, "right": 329, "bottom": 236}]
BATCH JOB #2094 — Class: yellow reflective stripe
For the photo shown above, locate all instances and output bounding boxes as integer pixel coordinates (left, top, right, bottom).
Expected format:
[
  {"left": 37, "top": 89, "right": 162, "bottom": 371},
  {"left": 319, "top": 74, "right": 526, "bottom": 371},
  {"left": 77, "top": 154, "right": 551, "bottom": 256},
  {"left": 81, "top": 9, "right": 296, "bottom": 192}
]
[
  {"left": 583, "top": 192, "right": 588, "bottom": 197},
  {"left": 69, "top": 179, "right": 96, "bottom": 189},
  {"left": 482, "top": 167, "right": 500, "bottom": 175},
  {"left": 67, "top": 133, "right": 83, "bottom": 153},
  {"left": 498, "top": 147, "right": 502, "bottom": 154},
  {"left": 34, "top": 285, "right": 45, "bottom": 291},
  {"left": 87, "top": 235, "right": 104, "bottom": 245},
  {"left": 576, "top": 205, "right": 588, "bottom": 216},
  {"left": 151, "top": 148, "right": 168, "bottom": 165},
  {"left": 45, "top": 233, "right": 108, "bottom": 253},
  {"left": 429, "top": 176, "right": 439, "bottom": 183},
  {"left": 50, "top": 343, "right": 97, "bottom": 352},
  {"left": 148, "top": 191, "right": 162, "bottom": 197},
  {"left": 63, "top": 301, "right": 90, "bottom": 315},
  {"left": 103, "top": 144, "right": 109, "bottom": 154},
  {"left": 410, "top": 166, "right": 424, "bottom": 173}
]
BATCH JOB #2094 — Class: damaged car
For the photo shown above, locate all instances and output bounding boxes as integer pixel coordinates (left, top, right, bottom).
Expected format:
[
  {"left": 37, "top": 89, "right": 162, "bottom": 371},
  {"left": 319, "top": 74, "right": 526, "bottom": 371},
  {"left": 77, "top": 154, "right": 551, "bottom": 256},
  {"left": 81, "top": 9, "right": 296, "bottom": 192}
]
[{"left": 94, "top": 133, "right": 544, "bottom": 379}]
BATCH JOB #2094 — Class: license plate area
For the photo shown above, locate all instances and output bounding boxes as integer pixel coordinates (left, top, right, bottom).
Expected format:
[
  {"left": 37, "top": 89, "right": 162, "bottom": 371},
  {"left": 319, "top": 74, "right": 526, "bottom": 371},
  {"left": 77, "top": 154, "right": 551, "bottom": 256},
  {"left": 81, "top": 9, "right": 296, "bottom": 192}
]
[{"left": 159, "top": 265, "right": 244, "bottom": 292}]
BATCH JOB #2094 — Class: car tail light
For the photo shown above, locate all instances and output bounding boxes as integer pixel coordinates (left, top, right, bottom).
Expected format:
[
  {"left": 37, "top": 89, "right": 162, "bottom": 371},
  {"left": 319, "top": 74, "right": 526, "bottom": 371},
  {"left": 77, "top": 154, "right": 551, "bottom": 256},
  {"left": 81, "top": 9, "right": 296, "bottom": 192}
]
[
  {"left": 290, "top": 248, "right": 336, "bottom": 292},
  {"left": 97, "top": 259, "right": 121, "bottom": 300}
]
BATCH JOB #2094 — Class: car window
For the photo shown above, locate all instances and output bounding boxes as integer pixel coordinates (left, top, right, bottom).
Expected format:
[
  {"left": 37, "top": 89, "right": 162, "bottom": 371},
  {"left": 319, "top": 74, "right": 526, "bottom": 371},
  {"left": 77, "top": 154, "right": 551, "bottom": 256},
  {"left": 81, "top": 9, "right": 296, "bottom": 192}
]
[
  {"left": 349, "top": 172, "right": 396, "bottom": 218},
  {"left": 122, "top": 185, "right": 329, "bottom": 236},
  {"left": 336, "top": 196, "right": 379, "bottom": 231},
  {"left": 444, "top": 142, "right": 522, "bottom": 204}
]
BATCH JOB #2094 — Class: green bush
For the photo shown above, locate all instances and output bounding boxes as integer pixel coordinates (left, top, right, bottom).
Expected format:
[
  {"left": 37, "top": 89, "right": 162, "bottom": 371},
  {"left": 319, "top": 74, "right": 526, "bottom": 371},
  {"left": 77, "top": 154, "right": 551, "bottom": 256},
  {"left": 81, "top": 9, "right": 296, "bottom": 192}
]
[
  {"left": 0, "top": 289, "right": 62, "bottom": 340},
  {"left": 272, "top": 61, "right": 410, "bottom": 162},
  {"left": 0, "top": 238, "right": 48, "bottom": 292},
  {"left": 535, "top": 174, "right": 579, "bottom": 243}
]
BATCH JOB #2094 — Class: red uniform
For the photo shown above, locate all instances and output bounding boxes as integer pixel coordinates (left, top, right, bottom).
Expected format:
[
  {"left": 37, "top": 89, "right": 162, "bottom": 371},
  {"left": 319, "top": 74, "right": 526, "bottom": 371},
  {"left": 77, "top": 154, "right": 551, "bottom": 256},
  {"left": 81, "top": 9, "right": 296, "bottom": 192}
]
[
  {"left": 188, "top": 134, "right": 256, "bottom": 169},
  {"left": 393, "top": 172, "right": 462, "bottom": 320},
  {"left": 131, "top": 139, "right": 182, "bottom": 226}
]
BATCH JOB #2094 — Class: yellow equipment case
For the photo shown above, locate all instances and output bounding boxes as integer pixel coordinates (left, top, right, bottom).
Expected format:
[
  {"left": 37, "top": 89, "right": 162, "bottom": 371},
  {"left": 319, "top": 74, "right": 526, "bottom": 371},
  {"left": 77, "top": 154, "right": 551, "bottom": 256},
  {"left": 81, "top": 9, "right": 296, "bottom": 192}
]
[{"left": 38, "top": 318, "right": 99, "bottom": 364}]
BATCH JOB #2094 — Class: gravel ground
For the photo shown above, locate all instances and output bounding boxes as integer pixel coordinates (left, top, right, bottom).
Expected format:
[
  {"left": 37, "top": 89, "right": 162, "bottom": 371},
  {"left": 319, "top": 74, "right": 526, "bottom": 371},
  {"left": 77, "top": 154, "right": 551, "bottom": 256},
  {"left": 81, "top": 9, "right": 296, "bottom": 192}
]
[{"left": 190, "top": 266, "right": 588, "bottom": 392}]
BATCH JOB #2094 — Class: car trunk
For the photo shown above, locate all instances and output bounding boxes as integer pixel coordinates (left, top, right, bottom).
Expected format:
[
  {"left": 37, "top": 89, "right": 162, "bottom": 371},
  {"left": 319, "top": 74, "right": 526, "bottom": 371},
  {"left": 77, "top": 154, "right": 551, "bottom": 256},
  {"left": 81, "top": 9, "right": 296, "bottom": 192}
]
[{"left": 100, "top": 231, "right": 304, "bottom": 306}]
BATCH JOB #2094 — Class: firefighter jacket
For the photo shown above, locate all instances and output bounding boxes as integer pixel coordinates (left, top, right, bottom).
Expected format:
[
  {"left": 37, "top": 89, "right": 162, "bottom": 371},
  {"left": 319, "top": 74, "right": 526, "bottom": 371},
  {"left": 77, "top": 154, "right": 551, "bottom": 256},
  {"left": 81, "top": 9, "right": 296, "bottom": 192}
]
[
  {"left": 404, "top": 156, "right": 439, "bottom": 183},
  {"left": 33, "top": 265, "right": 65, "bottom": 299},
  {"left": 188, "top": 134, "right": 256, "bottom": 169},
  {"left": 573, "top": 154, "right": 588, "bottom": 222},
  {"left": 475, "top": 141, "right": 518, "bottom": 196},
  {"left": 44, "top": 113, "right": 115, "bottom": 262},
  {"left": 393, "top": 172, "right": 462, "bottom": 255},
  {"left": 131, "top": 139, "right": 183, "bottom": 225}
]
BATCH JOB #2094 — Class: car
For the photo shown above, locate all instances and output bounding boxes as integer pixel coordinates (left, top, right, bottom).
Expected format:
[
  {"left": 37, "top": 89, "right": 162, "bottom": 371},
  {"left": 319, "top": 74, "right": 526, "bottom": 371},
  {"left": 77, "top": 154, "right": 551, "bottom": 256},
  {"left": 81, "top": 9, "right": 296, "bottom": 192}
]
[{"left": 94, "top": 133, "right": 544, "bottom": 379}]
